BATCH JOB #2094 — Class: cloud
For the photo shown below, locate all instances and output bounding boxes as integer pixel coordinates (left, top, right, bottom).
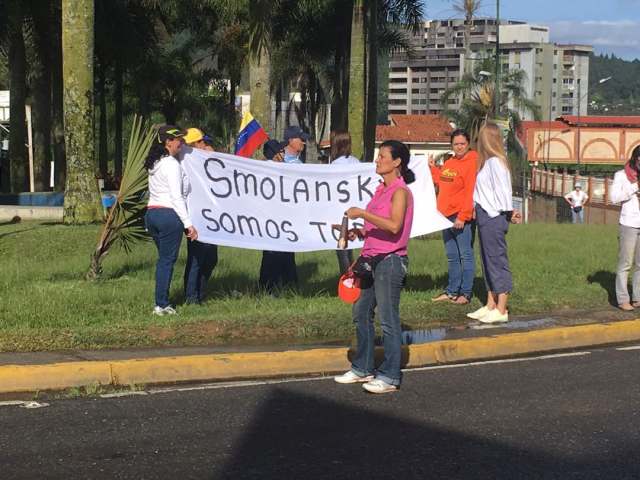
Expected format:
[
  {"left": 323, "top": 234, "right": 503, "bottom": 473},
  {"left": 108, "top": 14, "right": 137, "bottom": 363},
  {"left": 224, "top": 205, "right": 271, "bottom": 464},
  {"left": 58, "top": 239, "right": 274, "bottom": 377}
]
[{"left": 547, "top": 20, "right": 640, "bottom": 59}]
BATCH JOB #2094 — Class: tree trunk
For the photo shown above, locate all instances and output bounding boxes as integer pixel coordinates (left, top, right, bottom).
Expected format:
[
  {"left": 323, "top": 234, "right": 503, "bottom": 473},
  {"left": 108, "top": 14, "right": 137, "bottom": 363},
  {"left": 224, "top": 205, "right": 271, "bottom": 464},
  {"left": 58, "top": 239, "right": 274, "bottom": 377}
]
[
  {"left": 114, "top": 59, "right": 123, "bottom": 178},
  {"left": 348, "top": 0, "right": 366, "bottom": 161},
  {"left": 249, "top": 47, "right": 272, "bottom": 147},
  {"left": 98, "top": 62, "right": 108, "bottom": 179},
  {"left": 364, "top": 0, "right": 378, "bottom": 163},
  {"left": 332, "top": 6, "right": 352, "bottom": 132},
  {"left": 30, "top": 0, "right": 53, "bottom": 191},
  {"left": 62, "top": 0, "right": 102, "bottom": 223},
  {"left": 51, "top": 1, "right": 66, "bottom": 191},
  {"left": 7, "top": 0, "right": 28, "bottom": 193}
]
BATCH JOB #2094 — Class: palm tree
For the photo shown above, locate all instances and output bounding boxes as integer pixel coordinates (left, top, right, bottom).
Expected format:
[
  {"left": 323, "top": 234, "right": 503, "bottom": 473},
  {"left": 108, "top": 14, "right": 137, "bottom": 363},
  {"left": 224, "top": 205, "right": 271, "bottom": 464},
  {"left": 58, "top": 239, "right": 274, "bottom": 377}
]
[
  {"left": 453, "top": 0, "right": 483, "bottom": 75},
  {"left": 62, "top": 0, "right": 103, "bottom": 223},
  {"left": 87, "top": 116, "right": 154, "bottom": 279},
  {"left": 441, "top": 58, "right": 541, "bottom": 143},
  {"left": 248, "top": 0, "right": 274, "bottom": 142},
  {"left": 348, "top": 0, "right": 424, "bottom": 161}
]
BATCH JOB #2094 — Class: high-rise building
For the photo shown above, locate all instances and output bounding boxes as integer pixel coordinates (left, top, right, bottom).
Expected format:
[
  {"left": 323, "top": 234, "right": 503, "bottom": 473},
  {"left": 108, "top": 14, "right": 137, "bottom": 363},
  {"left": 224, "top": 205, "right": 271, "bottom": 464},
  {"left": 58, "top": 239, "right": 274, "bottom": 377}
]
[{"left": 387, "top": 19, "right": 592, "bottom": 122}]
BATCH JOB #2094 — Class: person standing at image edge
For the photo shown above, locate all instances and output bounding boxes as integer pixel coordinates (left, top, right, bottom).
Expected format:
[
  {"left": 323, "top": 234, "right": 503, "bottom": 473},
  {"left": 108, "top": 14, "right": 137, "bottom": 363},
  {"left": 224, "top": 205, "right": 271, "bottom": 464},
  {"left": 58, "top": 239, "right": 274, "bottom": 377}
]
[
  {"left": 429, "top": 129, "right": 477, "bottom": 305},
  {"left": 334, "top": 140, "right": 415, "bottom": 394},
  {"left": 610, "top": 145, "right": 640, "bottom": 311},
  {"left": 144, "top": 125, "right": 198, "bottom": 315}
]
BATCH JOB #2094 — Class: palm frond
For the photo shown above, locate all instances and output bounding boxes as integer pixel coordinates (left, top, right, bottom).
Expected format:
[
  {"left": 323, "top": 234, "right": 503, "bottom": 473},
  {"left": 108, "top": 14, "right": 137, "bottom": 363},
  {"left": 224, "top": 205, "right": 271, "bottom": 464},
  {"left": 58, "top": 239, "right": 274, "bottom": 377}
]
[{"left": 87, "top": 115, "right": 155, "bottom": 280}]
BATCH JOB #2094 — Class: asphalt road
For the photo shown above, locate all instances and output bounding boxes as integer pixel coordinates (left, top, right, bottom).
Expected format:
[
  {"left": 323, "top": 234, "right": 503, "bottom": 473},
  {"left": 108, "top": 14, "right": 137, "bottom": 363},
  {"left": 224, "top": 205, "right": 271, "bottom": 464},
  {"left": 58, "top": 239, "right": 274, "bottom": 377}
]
[{"left": 2, "top": 345, "right": 640, "bottom": 479}]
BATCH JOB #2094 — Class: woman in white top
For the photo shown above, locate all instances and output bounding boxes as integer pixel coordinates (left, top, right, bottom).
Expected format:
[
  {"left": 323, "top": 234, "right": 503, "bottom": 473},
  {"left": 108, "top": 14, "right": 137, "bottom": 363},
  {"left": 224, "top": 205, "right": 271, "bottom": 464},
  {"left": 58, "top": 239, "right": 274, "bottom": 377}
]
[
  {"left": 144, "top": 125, "right": 198, "bottom": 315},
  {"left": 609, "top": 145, "right": 640, "bottom": 311},
  {"left": 330, "top": 131, "right": 360, "bottom": 274},
  {"left": 467, "top": 123, "right": 521, "bottom": 324}
]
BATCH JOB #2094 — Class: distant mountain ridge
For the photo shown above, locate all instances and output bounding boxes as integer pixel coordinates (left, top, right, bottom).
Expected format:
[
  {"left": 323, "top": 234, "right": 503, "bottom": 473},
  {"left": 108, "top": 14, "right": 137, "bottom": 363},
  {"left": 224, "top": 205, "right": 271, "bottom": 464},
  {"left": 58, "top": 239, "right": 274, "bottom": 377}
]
[{"left": 588, "top": 53, "right": 640, "bottom": 115}]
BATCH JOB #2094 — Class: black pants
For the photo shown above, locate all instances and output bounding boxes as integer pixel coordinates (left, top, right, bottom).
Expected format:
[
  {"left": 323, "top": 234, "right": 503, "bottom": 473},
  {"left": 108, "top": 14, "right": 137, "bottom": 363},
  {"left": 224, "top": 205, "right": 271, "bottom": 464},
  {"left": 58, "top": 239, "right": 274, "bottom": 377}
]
[{"left": 259, "top": 251, "right": 298, "bottom": 292}]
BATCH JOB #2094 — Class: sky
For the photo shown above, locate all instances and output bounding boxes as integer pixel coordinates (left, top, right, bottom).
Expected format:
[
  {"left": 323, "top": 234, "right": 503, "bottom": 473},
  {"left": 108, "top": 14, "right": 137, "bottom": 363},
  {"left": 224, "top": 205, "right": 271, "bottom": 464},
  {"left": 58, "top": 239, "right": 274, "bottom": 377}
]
[{"left": 424, "top": 0, "right": 640, "bottom": 60}]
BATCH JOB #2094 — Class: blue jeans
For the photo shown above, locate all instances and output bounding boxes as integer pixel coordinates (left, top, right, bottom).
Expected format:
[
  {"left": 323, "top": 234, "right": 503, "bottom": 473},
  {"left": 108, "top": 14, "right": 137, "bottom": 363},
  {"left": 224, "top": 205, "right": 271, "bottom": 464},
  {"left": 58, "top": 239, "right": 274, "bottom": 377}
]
[
  {"left": 145, "top": 208, "right": 184, "bottom": 308},
  {"left": 184, "top": 241, "right": 218, "bottom": 304},
  {"left": 442, "top": 215, "right": 475, "bottom": 298},
  {"left": 571, "top": 207, "right": 584, "bottom": 224},
  {"left": 351, "top": 254, "right": 408, "bottom": 386}
]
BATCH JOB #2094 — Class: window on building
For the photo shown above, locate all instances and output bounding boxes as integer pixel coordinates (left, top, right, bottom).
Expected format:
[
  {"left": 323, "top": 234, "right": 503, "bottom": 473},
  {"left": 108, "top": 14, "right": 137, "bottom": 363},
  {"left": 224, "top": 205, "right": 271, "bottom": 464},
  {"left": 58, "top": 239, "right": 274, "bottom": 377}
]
[{"left": 389, "top": 88, "right": 407, "bottom": 94}]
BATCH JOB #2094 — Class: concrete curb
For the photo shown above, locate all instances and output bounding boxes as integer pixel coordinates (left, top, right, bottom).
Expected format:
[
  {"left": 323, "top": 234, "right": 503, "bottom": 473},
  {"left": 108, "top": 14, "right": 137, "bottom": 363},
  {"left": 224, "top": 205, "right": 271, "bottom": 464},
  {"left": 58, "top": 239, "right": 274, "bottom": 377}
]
[{"left": 1, "top": 319, "right": 640, "bottom": 394}]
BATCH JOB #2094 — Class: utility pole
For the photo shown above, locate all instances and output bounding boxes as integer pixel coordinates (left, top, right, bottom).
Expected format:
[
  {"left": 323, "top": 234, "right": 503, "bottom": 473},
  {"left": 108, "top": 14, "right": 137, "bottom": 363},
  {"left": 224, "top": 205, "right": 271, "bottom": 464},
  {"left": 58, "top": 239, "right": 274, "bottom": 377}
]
[{"left": 494, "top": 0, "right": 500, "bottom": 118}]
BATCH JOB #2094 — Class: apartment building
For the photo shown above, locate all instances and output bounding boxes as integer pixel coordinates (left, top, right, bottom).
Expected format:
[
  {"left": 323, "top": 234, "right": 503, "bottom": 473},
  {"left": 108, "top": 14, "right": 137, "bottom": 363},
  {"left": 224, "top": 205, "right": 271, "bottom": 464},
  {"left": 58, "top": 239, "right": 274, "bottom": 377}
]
[{"left": 387, "top": 19, "right": 592, "bottom": 121}]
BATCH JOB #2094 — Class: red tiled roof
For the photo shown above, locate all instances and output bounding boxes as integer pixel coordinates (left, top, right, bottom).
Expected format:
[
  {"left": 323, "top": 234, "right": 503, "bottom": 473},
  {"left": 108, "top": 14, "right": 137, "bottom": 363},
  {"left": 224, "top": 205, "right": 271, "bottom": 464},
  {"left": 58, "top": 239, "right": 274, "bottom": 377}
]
[
  {"left": 376, "top": 114, "right": 453, "bottom": 143},
  {"left": 558, "top": 115, "right": 640, "bottom": 127}
]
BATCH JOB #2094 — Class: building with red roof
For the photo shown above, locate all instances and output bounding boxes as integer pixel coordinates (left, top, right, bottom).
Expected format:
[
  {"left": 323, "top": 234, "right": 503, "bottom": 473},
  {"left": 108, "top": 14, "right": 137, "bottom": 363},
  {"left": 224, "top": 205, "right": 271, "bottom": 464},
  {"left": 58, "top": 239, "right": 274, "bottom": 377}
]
[{"left": 374, "top": 114, "right": 453, "bottom": 159}]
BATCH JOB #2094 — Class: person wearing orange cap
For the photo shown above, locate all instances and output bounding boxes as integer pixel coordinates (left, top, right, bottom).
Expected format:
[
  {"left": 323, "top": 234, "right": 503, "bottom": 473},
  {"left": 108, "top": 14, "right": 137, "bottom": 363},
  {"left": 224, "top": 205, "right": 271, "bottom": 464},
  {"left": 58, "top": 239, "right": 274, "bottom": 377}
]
[{"left": 183, "top": 127, "right": 218, "bottom": 304}]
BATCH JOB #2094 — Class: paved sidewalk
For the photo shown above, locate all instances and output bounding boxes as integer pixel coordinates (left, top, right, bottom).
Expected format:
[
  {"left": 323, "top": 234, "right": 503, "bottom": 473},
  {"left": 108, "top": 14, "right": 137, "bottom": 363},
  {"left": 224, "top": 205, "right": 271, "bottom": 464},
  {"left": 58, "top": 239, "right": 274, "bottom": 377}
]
[{"left": 1, "top": 307, "right": 639, "bottom": 394}]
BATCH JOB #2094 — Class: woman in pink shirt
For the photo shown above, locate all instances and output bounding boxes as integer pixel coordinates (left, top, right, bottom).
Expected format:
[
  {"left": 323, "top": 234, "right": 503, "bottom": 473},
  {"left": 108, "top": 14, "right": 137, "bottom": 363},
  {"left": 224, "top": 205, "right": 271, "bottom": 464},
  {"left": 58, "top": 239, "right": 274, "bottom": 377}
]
[{"left": 334, "top": 140, "right": 415, "bottom": 394}]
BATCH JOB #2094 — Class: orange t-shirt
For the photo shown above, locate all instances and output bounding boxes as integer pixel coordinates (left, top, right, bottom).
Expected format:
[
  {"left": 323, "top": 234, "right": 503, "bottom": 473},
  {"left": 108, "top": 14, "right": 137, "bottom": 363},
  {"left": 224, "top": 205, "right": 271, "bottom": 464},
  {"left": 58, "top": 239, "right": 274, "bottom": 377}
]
[{"left": 430, "top": 150, "right": 477, "bottom": 222}]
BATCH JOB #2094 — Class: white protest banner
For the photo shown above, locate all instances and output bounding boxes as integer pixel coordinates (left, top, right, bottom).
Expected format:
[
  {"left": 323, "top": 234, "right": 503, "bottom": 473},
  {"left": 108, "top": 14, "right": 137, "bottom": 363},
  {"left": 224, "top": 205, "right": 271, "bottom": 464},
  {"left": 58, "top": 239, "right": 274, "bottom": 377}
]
[{"left": 181, "top": 149, "right": 451, "bottom": 252}]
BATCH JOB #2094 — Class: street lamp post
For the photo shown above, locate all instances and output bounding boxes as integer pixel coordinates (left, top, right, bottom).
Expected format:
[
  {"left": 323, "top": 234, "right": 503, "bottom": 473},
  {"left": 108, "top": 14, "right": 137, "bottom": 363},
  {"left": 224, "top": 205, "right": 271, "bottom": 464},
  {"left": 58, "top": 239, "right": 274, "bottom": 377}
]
[
  {"left": 494, "top": 0, "right": 500, "bottom": 118},
  {"left": 575, "top": 76, "right": 611, "bottom": 171}
]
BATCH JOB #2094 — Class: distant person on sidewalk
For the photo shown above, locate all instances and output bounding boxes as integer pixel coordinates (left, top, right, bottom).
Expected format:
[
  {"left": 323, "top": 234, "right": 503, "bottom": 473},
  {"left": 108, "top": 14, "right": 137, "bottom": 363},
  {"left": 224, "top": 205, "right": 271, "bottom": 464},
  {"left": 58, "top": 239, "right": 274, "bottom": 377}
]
[
  {"left": 429, "top": 129, "right": 477, "bottom": 305},
  {"left": 610, "top": 145, "right": 640, "bottom": 311},
  {"left": 330, "top": 130, "right": 360, "bottom": 274},
  {"left": 145, "top": 125, "right": 197, "bottom": 316},
  {"left": 182, "top": 127, "right": 218, "bottom": 304},
  {"left": 565, "top": 182, "right": 588, "bottom": 224},
  {"left": 466, "top": 123, "right": 521, "bottom": 324},
  {"left": 334, "top": 140, "right": 415, "bottom": 394}
]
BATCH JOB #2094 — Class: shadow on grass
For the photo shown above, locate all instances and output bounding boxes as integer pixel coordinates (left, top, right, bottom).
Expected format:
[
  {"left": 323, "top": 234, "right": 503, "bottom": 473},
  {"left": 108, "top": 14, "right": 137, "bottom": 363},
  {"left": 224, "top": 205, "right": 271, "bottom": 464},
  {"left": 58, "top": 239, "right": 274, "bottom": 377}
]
[
  {"left": 0, "top": 222, "right": 60, "bottom": 241},
  {"left": 587, "top": 270, "right": 616, "bottom": 306}
]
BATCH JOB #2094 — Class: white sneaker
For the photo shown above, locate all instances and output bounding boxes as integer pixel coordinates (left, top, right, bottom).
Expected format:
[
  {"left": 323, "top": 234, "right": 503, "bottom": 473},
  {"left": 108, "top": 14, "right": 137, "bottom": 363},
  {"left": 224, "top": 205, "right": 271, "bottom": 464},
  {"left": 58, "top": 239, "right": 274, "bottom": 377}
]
[
  {"left": 152, "top": 306, "right": 177, "bottom": 316},
  {"left": 334, "top": 371, "right": 374, "bottom": 384},
  {"left": 478, "top": 308, "right": 509, "bottom": 324},
  {"left": 467, "top": 306, "right": 490, "bottom": 320},
  {"left": 362, "top": 378, "right": 398, "bottom": 394}
]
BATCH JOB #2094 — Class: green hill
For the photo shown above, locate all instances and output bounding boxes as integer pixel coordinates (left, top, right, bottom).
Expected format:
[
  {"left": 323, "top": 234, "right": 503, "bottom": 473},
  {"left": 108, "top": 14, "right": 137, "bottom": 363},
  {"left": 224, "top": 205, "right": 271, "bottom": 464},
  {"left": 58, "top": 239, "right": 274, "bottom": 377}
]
[{"left": 589, "top": 53, "right": 640, "bottom": 115}]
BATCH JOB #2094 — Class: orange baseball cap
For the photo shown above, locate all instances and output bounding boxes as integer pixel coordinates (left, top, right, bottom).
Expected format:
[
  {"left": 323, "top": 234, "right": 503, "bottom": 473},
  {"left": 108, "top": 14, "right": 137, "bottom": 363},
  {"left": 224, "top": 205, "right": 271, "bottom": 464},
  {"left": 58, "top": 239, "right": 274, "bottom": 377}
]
[{"left": 338, "top": 272, "right": 361, "bottom": 304}]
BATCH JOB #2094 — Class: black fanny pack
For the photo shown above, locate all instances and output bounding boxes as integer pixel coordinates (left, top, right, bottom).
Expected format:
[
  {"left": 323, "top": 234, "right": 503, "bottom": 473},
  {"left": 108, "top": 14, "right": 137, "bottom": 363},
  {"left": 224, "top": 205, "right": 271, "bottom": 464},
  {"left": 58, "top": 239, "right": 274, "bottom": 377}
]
[
  {"left": 351, "top": 254, "right": 387, "bottom": 282},
  {"left": 573, "top": 206, "right": 582, "bottom": 213}
]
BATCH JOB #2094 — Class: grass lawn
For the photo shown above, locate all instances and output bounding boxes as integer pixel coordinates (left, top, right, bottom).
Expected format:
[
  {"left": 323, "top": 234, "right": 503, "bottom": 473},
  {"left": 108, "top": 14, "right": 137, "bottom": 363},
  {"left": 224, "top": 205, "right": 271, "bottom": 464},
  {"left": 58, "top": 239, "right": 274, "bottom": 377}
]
[{"left": 0, "top": 220, "right": 618, "bottom": 352}]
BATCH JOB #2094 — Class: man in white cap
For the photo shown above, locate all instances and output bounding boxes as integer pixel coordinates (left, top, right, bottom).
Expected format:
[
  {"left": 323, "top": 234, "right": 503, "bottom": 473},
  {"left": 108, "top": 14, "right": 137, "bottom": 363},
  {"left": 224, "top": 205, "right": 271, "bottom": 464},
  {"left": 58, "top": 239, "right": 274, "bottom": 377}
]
[{"left": 564, "top": 182, "right": 589, "bottom": 224}]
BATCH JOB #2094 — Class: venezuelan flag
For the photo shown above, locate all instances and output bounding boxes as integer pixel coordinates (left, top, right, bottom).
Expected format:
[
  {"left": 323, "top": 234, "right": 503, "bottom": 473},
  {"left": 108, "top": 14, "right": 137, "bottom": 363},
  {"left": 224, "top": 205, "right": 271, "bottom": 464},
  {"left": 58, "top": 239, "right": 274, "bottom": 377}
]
[{"left": 234, "top": 112, "right": 269, "bottom": 157}]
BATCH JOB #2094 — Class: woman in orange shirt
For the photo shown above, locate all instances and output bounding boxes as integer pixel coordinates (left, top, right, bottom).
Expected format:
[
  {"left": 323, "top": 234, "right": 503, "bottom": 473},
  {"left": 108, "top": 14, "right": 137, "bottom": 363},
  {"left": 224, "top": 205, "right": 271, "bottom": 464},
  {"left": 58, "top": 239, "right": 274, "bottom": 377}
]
[{"left": 429, "top": 129, "right": 477, "bottom": 304}]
